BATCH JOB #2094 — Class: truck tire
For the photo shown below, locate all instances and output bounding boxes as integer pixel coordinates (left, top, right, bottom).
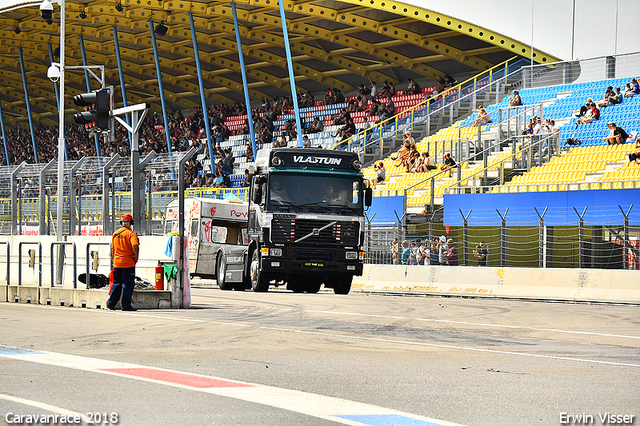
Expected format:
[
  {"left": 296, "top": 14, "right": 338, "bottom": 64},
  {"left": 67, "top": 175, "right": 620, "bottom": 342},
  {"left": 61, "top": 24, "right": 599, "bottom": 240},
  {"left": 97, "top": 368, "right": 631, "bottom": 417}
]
[
  {"left": 333, "top": 276, "right": 352, "bottom": 295},
  {"left": 305, "top": 278, "right": 322, "bottom": 294},
  {"left": 216, "top": 254, "right": 233, "bottom": 290},
  {"left": 250, "top": 250, "right": 270, "bottom": 292}
]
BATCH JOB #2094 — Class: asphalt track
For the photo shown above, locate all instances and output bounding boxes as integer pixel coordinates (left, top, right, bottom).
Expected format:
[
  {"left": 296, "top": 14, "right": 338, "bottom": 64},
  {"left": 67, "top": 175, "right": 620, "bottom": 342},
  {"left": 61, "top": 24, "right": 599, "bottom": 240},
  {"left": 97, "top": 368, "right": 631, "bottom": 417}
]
[{"left": 0, "top": 285, "right": 639, "bottom": 426}]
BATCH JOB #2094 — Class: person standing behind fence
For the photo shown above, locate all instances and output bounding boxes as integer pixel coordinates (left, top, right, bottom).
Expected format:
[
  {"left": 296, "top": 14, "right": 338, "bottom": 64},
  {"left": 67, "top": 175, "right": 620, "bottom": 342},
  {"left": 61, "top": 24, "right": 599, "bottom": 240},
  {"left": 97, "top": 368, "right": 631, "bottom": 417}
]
[
  {"left": 390, "top": 237, "right": 399, "bottom": 265},
  {"left": 474, "top": 241, "right": 488, "bottom": 266},
  {"left": 438, "top": 236, "right": 449, "bottom": 265},
  {"left": 446, "top": 238, "right": 459, "bottom": 266},
  {"left": 107, "top": 214, "right": 139, "bottom": 311},
  {"left": 401, "top": 240, "right": 411, "bottom": 265}
]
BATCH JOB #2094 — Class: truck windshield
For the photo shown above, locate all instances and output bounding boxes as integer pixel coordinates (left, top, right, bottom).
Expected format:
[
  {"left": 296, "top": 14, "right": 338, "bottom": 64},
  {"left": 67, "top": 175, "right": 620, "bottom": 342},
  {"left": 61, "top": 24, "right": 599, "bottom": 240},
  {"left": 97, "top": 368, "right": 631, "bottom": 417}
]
[{"left": 269, "top": 174, "right": 363, "bottom": 212}]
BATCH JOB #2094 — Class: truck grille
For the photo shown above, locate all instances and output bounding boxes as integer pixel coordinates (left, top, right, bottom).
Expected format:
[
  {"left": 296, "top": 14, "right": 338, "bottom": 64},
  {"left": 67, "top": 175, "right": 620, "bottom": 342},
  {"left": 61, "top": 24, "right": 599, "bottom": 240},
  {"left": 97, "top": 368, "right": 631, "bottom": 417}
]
[{"left": 271, "top": 218, "right": 359, "bottom": 246}]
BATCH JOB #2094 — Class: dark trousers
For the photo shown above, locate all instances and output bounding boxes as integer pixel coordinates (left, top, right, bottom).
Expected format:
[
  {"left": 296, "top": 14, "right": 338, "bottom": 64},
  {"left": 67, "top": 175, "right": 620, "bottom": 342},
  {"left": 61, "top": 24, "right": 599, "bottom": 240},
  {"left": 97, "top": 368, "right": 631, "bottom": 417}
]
[
  {"left": 108, "top": 267, "right": 135, "bottom": 309},
  {"left": 629, "top": 153, "right": 639, "bottom": 162}
]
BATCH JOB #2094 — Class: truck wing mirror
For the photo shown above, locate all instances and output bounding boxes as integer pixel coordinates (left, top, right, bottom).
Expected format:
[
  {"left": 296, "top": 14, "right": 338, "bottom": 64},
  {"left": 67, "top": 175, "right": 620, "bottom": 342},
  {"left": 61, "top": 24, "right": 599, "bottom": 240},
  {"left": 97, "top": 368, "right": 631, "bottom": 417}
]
[{"left": 364, "top": 187, "right": 372, "bottom": 207}]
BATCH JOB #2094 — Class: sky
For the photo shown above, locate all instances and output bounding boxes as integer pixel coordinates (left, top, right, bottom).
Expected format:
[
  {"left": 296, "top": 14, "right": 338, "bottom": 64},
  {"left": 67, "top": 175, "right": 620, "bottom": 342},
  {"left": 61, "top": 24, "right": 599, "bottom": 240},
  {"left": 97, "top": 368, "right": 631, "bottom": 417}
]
[{"left": 1, "top": 0, "right": 637, "bottom": 61}]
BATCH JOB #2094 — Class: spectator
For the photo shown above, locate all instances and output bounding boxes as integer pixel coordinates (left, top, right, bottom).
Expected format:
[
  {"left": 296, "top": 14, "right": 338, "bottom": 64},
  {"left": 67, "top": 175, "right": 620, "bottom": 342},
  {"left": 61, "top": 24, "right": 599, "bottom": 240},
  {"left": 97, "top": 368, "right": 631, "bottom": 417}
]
[
  {"left": 390, "top": 237, "right": 399, "bottom": 265},
  {"left": 608, "top": 87, "right": 623, "bottom": 106},
  {"left": 418, "top": 240, "right": 430, "bottom": 265},
  {"left": 576, "top": 103, "right": 600, "bottom": 125},
  {"left": 474, "top": 241, "right": 487, "bottom": 266},
  {"left": 473, "top": 107, "right": 491, "bottom": 126},
  {"left": 438, "top": 235, "right": 448, "bottom": 265},
  {"left": 368, "top": 76, "right": 378, "bottom": 99},
  {"left": 430, "top": 238, "right": 440, "bottom": 266},
  {"left": 441, "top": 153, "right": 456, "bottom": 175},
  {"left": 304, "top": 117, "right": 324, "bottom": 134},
  {"left": 400, "top": 240, "right": 410, "bottom": 265},
  {"left": 446, "top": 238, "right": 459, "bottom": 266},
  {"left": 629, "top": 138, "right": 640, "bottom": 163},
  {"left": 407, "top": 151, "right": 422, "bottom": 173},
  {"left": 241, "top": 169, "right": 251, "bottom": 187},
  {"left": 407, "top": 240, "right": 419, "bottom": 265},
  {"left": 575, "top": 98, "right": 594, "bottom": 118},
  {"left": 416, "top": 152, "right": 437, "bottom": 172},
  {"left": 624, "top": 78, "right": 639, "bottom": 98},
  {"left": 405, "top": 79, "right": 421, "bottom": 95},
  {"left": 596, "top": 86, "right": 615, "bottom": 108},
  {"left": 371, "top": 161, "right": 385, "bottom": 189},
  {"left": 602, "top": 122, "right": 629, "bottom": 145},
  {"left": 509, "top": 90, "right": 522, "bottom": 107}
]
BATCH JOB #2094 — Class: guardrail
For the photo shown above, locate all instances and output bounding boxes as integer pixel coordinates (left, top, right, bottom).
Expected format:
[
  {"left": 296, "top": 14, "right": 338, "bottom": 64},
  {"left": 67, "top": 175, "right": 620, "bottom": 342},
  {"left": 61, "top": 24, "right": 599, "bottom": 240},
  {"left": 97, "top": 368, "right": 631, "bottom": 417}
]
[
  {"left": 86, "top": 242, "right": 112, "bottom": 283},
  {"left": 50, "top": 242, "right": 78, "bottom": 289},
  {"left": 18, "top": 241, "right": 42, "bottom": 287}
]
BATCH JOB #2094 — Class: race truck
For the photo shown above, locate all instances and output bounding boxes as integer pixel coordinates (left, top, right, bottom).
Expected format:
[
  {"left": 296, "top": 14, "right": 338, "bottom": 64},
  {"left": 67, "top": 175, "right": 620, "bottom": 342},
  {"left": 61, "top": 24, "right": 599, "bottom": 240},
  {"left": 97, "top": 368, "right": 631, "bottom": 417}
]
[{"left": 244, "top": 147, "right": 371, "bottom": 294}]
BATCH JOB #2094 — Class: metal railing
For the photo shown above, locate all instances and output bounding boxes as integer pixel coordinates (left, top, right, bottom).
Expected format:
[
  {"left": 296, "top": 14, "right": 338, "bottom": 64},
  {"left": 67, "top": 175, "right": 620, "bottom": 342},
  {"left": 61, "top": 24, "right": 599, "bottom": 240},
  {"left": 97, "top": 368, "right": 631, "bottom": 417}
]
[{"left": 328, "top": 56, "right": 530, "bottom": 154}]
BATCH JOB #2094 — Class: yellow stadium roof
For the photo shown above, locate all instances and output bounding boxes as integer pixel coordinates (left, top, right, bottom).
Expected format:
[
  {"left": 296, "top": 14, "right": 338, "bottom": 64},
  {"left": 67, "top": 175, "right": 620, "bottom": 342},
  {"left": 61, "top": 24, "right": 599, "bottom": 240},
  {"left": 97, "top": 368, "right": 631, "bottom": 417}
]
[{"left": 0, "top": 0, "right": 560, "bottom": 128}]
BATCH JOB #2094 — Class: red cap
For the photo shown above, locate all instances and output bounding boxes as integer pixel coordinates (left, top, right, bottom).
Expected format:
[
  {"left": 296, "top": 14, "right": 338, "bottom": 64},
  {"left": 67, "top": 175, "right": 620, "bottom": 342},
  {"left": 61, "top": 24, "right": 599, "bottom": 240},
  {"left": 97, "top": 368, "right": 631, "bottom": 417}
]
[{"left": 122, "top": 214, "right": 133, "bottom": 222}]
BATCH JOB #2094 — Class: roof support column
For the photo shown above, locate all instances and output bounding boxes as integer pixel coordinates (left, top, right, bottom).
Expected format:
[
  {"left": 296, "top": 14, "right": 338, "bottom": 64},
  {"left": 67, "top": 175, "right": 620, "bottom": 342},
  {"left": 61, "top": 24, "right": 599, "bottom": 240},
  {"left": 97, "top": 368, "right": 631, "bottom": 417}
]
[
  {"left": 277, "top": 0, "right": 303, "bottom": 146},
  {"left": 149, "top": 19, "right": 173, "bottom": 154},
  {"left": 188, "top": 12, "right": 215, "bottom": 167},
  {"left": 112, "top": 26, "right": 133, "bottom": 150},
  {"left": 0, "top": 96, "right": 9, "bottom": 166},
  {"left": 231, "top": 3, "right": 257, "bottom": 159},
  {"left": 79, "top": 35, "right": 101, "bottom": 158},
  {"left": 18, "top": 48, "right": 38, "bottom": 164}
]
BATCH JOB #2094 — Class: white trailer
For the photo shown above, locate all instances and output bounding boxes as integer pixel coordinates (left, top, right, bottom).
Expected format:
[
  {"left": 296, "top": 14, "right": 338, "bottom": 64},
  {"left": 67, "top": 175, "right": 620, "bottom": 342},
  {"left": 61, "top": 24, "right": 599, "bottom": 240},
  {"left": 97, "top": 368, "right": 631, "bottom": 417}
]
[{"left": 165, "top": 197, "right": 249, "bottom": 290}]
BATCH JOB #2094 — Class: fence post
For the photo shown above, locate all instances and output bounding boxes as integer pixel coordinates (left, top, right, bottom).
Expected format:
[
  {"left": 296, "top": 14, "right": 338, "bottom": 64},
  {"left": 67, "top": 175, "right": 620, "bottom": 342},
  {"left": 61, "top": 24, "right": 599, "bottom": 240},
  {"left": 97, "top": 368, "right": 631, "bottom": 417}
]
[
  {"left": 573, "top": 207, "right": 588, "bottom": 269},
  {"left": 534, "top": 207, "right": 548, "bottom": 268},
  {"left": 496, "top": 208, "right": 509, "bottom": 267},
  {"left": 618, "top": 205, "right": 634, "bottom": 269},
  {"left": 460, "top": 209, "right": 472, "bottom": 266}
]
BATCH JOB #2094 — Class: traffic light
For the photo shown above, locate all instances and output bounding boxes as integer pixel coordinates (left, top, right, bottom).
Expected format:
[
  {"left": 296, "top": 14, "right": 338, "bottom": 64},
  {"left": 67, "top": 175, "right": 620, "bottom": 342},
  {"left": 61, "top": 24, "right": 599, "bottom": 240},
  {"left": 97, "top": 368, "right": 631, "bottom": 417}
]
[{"left": 73, "top": 89, "right": 110, "bottom": 131}]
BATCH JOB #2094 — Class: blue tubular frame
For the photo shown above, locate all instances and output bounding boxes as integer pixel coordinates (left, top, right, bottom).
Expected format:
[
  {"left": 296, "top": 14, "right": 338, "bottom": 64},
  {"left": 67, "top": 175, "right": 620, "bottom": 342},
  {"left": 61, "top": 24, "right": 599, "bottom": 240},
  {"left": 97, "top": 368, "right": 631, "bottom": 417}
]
[
  {"left": 79, "top": 35, "right": 101, "bottom": 158},
  {"left": 231, "top": 3, "right": 257, "bottom": 159},
  {"left": 188, "top": 12, "right": 215, "bottom": 167},
  {"left": 277, "top": 0, "right": 303, "bottom": 146},
  {"left": 0, "top": 95, "right": 8, "bottom": 166},
  {"left": 113, "top": 25, "right": 133, "bottom": 150},
  {"left": 149, "top": 19, "right": 173, "bottom": 154},
  {"left": 18, "top": 47, "right": 38, "bottom": 164},
  {"left": 48, "top": 43, "right": 67, "bottom": 161}
]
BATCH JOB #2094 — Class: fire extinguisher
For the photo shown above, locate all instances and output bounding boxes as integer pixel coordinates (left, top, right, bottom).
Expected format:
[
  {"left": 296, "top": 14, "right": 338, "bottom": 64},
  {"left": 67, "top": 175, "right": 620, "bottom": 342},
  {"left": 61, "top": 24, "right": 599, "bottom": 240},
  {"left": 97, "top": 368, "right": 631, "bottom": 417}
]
[{"left": 155, "top": 262, "right": 164, "bottom": 290}]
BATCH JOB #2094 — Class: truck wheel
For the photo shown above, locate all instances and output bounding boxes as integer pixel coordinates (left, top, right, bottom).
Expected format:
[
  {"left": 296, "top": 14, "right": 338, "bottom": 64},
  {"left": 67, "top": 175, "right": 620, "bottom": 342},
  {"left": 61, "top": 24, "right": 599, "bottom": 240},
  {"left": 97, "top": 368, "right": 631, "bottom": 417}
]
[
  {"left": 333, "top": 276, "right": 352, "bottom": 295},
  {"left": 250, "top": 250, "right": 270, "bottom": 292},
  {"left": 216, "top": 254, "right": 233, "bottom": 291},
  {"left": 305, "top": 278, "right": 322, "bottom": 294}
]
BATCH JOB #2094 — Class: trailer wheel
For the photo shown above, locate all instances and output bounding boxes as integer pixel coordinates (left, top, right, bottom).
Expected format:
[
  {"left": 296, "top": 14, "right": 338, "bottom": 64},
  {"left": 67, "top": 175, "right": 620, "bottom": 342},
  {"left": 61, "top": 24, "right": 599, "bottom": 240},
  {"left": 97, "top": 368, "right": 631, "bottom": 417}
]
[
  {"left": 216, "top": 254, "right": 233, "bottom": 290},
  {"left": 333, "top": 276, "right": 352, "bottom": 295},
  {"left": 250, "top": 250, "right": 270, "bottom": 292}
]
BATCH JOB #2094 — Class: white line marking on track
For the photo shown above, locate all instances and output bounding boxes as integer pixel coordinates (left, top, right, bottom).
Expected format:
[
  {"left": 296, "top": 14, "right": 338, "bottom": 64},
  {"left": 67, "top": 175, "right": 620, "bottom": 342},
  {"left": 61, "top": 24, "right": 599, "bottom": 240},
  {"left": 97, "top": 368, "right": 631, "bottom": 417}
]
[
  {"left": 0, "top": 347, "right": 463, "bottom": 426},
  {"left": 0, "top": 393, "right": 91, "bottom": 423}
]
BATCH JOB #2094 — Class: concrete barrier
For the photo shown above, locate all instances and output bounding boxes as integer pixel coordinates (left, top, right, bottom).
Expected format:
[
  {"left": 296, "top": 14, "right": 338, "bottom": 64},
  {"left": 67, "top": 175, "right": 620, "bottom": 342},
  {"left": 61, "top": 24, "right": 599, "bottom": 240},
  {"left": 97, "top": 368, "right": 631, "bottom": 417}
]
[
  {"left": 0, "top": 235, "right": 187, "bottom": 309},
  {"left": 352, "top": 265, "right": 640, "bottom": 304}
]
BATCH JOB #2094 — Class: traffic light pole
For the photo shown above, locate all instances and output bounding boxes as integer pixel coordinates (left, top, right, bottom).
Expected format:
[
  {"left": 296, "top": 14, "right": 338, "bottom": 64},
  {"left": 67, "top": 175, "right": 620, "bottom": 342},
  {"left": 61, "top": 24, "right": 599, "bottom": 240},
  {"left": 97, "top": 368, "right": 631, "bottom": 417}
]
[{"left": 112, "top": 103, "right": 150, "bottom": 235}]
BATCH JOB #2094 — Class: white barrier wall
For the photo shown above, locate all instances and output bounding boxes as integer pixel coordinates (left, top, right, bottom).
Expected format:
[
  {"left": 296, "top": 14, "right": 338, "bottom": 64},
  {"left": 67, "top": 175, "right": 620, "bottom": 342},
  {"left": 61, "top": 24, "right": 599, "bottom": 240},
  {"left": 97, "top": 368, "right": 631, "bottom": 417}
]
[
  {"left": 352, "top": 265, "right": 640, "bottom": 304},
  {"left": 0, "top": 235, "right": 186, "bottom": 309}
]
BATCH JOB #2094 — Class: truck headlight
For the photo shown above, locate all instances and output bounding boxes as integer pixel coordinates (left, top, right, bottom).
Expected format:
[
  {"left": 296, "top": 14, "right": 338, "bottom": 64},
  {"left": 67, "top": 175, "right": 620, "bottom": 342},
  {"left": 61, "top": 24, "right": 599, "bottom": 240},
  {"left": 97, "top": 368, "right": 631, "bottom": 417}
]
[
  {"left": 345, "top": 251, "right": 358, "bottom": 260},
  {"left": 270, "top": 248, "right": 282, "bottom": 257}
]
